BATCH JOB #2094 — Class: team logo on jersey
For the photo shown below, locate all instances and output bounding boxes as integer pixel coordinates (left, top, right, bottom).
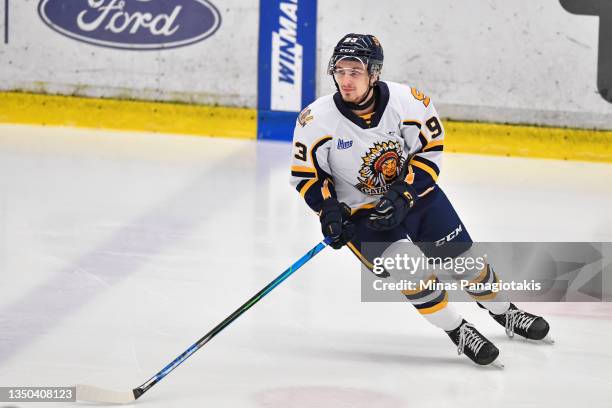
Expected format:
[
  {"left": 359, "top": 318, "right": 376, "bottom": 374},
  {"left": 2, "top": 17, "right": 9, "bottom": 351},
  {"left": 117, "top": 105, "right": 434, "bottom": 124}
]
[
  {"left": 297, "top": 108, "right": 313, "bottom": 127},
  {"left": 337, "top": 139, "right": 353, "bottom": 149},
  {"left": 355, "top": 141, "right": 405, "bottom": 195}
]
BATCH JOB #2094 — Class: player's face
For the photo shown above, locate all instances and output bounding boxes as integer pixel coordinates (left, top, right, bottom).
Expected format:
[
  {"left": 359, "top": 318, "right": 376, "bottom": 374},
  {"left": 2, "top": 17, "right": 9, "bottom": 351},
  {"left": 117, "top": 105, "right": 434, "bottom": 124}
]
[{"left": 333, "top": 59, "right": 371, "bottom": 103}]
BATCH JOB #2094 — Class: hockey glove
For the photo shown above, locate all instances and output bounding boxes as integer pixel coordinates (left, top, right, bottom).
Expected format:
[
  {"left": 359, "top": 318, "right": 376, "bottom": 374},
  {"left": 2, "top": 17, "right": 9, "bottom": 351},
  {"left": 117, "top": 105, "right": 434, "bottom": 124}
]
[
  {"left": 367, "top": 181, "right": 416, "bottom": 231},
  {"left": 320, "top": 198, "right": 354, "bottom": 250}
]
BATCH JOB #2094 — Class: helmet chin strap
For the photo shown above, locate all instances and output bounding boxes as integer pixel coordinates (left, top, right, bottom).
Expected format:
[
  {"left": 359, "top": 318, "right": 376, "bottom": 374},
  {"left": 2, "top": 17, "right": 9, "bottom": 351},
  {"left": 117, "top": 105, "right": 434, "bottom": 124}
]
[{"left": 333, "top": 76, "right": 377, "bottom": 111}]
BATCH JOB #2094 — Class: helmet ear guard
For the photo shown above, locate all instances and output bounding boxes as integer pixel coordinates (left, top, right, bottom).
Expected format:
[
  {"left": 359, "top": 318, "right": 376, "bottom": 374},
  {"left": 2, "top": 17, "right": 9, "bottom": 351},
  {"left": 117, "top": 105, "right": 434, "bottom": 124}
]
[{"left": 368, "top": 61, "right": 383, "bottom": 76}]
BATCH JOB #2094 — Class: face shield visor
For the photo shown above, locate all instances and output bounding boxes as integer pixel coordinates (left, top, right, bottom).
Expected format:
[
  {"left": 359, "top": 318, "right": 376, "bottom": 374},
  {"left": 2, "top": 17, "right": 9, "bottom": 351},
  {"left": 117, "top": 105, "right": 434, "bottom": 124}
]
[{"left": 327, "top": 54, "right": 383, "bottom": 77}]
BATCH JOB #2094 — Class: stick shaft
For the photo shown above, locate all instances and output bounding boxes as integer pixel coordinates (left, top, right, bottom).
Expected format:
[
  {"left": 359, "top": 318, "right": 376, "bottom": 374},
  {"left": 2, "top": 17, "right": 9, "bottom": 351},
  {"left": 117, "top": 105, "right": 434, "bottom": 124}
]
[{"left": 134, "top": 239, "right": 330, "bottom": 398}]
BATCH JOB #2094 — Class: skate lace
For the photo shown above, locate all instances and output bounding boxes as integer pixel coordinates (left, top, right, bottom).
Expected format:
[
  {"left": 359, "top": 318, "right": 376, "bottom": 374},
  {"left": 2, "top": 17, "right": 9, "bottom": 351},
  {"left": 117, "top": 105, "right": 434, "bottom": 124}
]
[
  {"left": 457, "top": 323, "right": 485, "bottom": 356},
  {"left": 505, "top": 309, "right": 536, "bottom": 338}
]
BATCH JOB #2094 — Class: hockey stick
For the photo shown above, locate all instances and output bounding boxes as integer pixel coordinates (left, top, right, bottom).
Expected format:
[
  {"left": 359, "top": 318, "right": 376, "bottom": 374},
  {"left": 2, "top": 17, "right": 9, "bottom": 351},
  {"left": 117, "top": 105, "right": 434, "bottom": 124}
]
[{"left": 76, "top": 237, "right": 332, "bottom": 404}]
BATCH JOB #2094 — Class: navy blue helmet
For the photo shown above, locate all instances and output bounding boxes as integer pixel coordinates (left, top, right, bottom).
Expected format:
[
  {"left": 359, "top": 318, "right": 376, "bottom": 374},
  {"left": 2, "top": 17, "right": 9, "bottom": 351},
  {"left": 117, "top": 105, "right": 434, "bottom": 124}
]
[{"left": 327, "top": 33, "right": 384, "bottom": 76}]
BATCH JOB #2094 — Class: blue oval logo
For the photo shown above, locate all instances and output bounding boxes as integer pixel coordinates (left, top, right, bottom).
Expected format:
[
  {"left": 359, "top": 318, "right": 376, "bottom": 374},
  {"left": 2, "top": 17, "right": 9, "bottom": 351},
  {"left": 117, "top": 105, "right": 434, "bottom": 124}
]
[{"left": 38, "top": 0, "right": 221, "bottom": 50}]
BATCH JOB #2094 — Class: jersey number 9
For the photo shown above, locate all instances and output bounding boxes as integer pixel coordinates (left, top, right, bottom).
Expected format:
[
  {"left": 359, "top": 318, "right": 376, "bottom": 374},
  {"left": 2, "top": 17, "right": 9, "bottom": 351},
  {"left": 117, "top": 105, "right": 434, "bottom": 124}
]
[{"left": 426, "top": 116, "right": 443, "bottom": 139}]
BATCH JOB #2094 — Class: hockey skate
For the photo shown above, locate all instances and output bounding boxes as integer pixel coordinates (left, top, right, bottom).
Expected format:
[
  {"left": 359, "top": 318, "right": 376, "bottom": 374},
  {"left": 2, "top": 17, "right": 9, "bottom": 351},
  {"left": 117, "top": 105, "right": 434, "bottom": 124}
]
[
  {"left": 487, "top": 303, "right": 553, "bottom": 343},
  {"left": 446, "top": 320, "right": 501, "bottom": 366}
]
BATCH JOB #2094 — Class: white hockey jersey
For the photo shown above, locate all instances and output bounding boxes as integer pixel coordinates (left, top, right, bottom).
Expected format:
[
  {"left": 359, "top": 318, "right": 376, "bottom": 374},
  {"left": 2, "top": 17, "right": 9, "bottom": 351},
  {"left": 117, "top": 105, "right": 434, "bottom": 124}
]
[{"left": 290, "top": 81, "right": 444, "bottom": 215}]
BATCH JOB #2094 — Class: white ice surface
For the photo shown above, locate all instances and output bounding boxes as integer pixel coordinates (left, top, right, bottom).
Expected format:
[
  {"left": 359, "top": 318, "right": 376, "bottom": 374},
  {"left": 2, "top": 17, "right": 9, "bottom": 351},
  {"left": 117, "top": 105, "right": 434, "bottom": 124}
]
[{"left": 1, "top": 124, "right": 612, "bottom": 407}]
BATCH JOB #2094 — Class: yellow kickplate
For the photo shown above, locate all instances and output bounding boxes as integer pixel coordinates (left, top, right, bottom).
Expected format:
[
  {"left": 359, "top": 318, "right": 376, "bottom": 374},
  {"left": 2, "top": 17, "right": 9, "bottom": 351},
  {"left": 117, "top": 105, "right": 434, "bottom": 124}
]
[
  {"left": 0, "top": 92, "right": 257, "bottom": 140},
  {"left": 444, "top": 121, "right": 612, "bottom": 163},
  {"left": 1, "top": 92, "right": 611, "bottom": 162}
]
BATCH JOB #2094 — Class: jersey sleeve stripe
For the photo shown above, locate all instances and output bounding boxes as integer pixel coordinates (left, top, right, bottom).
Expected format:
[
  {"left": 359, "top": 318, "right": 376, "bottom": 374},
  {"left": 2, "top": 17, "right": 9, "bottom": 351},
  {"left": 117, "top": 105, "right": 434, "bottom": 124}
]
[
  {"left": 310, "top": 136, "right": 333, "bottom": 177},
  {"left": 299, "top": 178, "right": 318, "bottom": 197},
  {"left": 402, "top": 120, "right": 422, "bottom": 128},
  {"left": 298, "top": 136, "right": 333, "bottom": 199},
  {"left": 295, "top": 179, "right": 309, "bottom": 192},
  {"left": 423, "top": 140, "right": 444, "bottom": 152},
  {"left": 422, "top": 145, "right": 443, "bottom": 152},
  {"left": 412, "top": 155, "right": 440, "bottom": 174},
  {"left": 292, "top": 170, "right": 316, "bottom": 178},
  {"left": 418, "top": 132, "right": 429, "bottom": 151},
  {"left": 410, "top": 156, "right": 440, "bottom": 182},
  {"left": 291, "top": 165, "right": 316, "bottom": 173}
]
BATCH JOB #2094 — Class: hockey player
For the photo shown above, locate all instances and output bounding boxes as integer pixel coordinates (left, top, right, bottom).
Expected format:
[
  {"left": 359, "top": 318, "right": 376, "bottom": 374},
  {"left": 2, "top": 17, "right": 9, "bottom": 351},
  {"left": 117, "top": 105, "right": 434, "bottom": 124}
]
[{"left": 290, "top": 33, "right": 551, "bottom": 366}]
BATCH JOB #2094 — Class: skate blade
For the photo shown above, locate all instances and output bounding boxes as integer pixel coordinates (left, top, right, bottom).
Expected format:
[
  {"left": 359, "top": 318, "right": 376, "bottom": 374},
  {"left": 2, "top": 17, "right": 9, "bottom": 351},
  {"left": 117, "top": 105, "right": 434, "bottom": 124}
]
[
  {"left": 541, "top": 335, "right": 555, "bottom": 345},
  {"left": 490, "top": 359, "right": 505, "bottom": 369}
]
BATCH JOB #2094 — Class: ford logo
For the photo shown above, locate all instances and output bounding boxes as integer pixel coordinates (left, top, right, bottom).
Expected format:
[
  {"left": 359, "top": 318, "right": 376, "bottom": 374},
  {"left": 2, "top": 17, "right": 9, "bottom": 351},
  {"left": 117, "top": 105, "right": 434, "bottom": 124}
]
[{"left": 38, "top": 0, "right": 221, "bottom": 50}]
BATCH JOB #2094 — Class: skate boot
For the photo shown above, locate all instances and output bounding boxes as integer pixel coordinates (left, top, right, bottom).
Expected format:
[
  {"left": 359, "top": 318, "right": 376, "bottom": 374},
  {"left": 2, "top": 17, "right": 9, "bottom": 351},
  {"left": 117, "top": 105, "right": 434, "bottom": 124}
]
[
  {"left": 446, "top": 320, "right": 500, "bottom": 366},
  {"left": 489, "top": 303, "right": 550, "bottom": 340}
]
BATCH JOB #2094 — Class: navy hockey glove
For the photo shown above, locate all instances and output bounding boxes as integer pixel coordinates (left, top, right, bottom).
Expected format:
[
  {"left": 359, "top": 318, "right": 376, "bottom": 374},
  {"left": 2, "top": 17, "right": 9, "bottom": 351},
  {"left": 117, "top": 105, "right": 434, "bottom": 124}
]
[
  {"left": 367, "top": 181, "right": 416, "bottom": 231},
  {"left": 320, "top": 198, "right": 354, "bottom": 250}
]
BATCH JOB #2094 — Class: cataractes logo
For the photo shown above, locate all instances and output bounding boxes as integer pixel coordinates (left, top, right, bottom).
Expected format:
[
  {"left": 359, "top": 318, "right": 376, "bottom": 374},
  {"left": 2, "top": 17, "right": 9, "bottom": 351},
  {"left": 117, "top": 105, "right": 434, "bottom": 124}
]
[{"left": 355, "top": 141, "right": 405, "bottom": 196}]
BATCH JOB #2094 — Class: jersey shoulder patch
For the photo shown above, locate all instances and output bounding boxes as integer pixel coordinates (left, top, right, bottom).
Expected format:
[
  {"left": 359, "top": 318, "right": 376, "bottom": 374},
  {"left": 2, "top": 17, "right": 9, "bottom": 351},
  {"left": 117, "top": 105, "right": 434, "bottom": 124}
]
[
  {"left": 385, "top": 81, "right": 435, "bottom": 122},
  {"left": 409, "top": 86, "right": 432, "bottom": 108},
  {"left": 297, "top": 107, "right": 314, "bottom": 128},
  {"left": 297, "top": 94, "right": 336, "bottom": 128}
]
